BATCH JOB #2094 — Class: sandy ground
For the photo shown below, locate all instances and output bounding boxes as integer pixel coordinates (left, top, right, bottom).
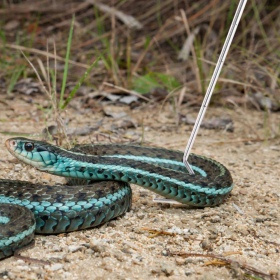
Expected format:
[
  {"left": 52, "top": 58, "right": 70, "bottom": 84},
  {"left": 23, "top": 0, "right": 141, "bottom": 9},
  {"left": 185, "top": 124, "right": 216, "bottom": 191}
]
[{"left": 0, "top": 97, "right": 279, "bottom": 280}]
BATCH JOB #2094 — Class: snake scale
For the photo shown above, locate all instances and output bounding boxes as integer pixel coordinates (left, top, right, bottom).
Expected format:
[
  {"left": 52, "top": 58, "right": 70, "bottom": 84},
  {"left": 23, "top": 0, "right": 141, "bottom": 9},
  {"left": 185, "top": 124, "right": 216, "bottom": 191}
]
[{"left": 0, "top": 137, "right": 233, "bottom": 259}]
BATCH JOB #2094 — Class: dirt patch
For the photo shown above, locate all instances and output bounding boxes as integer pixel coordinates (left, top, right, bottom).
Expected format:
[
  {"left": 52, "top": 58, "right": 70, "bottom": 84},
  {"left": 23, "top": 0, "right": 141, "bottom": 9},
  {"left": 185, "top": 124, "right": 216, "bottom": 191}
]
[{"left": 0, "top": 97, "right": 279, "bottom": 280}]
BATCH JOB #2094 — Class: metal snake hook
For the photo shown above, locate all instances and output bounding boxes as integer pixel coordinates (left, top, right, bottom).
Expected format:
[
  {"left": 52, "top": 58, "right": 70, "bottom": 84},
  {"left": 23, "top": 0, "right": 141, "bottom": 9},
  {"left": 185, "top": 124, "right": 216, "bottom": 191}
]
[{"left": 183, "top": 0, "right": 247, "bottom": 174}]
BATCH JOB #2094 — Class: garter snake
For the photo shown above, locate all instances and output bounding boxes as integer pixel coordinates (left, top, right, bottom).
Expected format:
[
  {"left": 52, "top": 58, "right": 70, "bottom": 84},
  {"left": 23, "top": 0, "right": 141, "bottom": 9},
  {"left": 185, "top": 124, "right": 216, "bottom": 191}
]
[{"left": 0, "top": 137, "right": 233, "bottom": 259}]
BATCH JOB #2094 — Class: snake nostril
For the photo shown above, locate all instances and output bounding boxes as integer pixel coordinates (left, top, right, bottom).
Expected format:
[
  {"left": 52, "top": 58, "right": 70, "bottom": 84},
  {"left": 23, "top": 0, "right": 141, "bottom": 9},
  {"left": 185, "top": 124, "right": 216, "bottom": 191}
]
[
  {"left": 24, "top": 142, "right": 35, "bottom": 152},
  {"left": 5, "top": 139, "right": 16, "bottom": 150}
]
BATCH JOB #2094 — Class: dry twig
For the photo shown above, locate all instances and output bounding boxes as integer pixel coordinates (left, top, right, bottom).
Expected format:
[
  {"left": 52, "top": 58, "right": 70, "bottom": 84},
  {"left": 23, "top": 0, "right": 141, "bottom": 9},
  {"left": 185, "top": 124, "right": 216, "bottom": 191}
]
[{"left": 171, "top": 251, "right": 275, "bottom": 279}]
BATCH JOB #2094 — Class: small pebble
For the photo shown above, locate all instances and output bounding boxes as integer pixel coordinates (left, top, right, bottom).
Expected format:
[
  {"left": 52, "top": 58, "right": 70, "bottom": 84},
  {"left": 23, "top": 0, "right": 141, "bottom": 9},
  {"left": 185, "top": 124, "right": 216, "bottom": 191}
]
[
  {"left": 175, "top": 257, "right": 185, "bottom": 265},
  {"left": 48, "top": 263, "right": 64, "bottom": 271},
  {"left": 137, "top": 213, "right": 145, "bottom": 220},
  {"left": 14, "top": 164, "right": 22, "bottom": 172},
  {"left": 210, "top": 215, "right": 221, "bottom": 223},
  {"left": 161, "top": 263, "right": 174, "bottom": 276},
  {"left": 235, "top": 224, "right": 249, "bottom": 236},
  {"left": 161, "top": 250, "right": 169, "bottom": 256},
  {"left": 68, "top": 245, "right": 84, "bottom": 253},
  {"left": 200, "top": 240, "right": 212, "bottom": 250},
  {"left": 16, "top": 266, "right": 29, "bottom": 271},
  {"left": 185, "top": 270, "right": 193, "bottom": 276},
  {"left": 90, "top": 241, "right": 107, "bottom": 253}
]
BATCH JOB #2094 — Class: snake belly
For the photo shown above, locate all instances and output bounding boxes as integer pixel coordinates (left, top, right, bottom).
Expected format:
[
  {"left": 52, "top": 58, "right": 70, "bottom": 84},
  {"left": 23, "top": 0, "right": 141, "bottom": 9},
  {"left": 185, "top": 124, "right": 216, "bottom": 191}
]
[{"left": 0, "top": 138, "right": 233, "bottom": 259}]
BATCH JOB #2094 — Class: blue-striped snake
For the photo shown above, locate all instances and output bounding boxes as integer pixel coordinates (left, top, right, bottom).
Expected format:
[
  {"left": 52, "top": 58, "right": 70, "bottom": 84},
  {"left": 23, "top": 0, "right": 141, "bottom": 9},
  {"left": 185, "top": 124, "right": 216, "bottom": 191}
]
[{"left": 0, "top": 137, "right": 233, "bottom": 259}]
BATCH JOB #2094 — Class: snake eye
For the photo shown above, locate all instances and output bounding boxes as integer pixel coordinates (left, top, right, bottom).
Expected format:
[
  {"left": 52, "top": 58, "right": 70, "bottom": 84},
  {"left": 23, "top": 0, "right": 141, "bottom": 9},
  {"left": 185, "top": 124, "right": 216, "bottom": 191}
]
[{"left": 24, "top": 142, "right": 34, "bottom": 152}]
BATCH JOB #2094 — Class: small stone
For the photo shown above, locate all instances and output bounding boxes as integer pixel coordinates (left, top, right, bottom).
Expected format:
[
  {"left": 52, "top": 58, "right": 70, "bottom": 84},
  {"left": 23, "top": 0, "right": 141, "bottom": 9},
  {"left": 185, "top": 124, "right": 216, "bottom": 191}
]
[
  {"left": 161, "top": 250, "right": 169, "bottom": 256},
  {"left": 210, "top": 215, "right": 221, "bottom": 223},
  {"left": 123, "top": 241, "right": 139, "bottom": 251},
  {"left": 239, "top": 189, "right": 248, "bottom": 195},
  {"left": 68, "top": 245, "right": 83, "bottom": 253},
  {"left": 161, "top": 263, "right": 174, "bottom": 276},
  {"left": 90, "top": 241, "right": 107, "bottom": 253},
  {"left": 264, "top": 221, "right": 279, "bottom": 227},
  {"left": 48, "top": 263, "right": 64, "bottom": 271},
  {"left": 137, "top": 213, "right": 145, "bottom": 220},
  {"left": 229, "top": 233, "right": 238, "bottom": 241},
  {"left": 185, "top": 270, "right": 193, "bottom": 276},
  {"left": 175, "top": 257, "right": 185, "bottom": 265},
  {"left": 113, "top": 250, "right": 125, "bottom": 262},
  {"left": 16, "top": 266, "right": 29, "bottom": 271},
  {"left": 15, "top": 260, "right": 25, "bottom": 265},
  {"left": 200, "top": 240, "right": 212, "bottom": 250},
  {"left": 14, "top": 164, "right": 22, "bottom": 172},
  {"left": 107, "top": 221, "right": 117, "bottom": 227},
  {"left": 235, "top": 224, "right": 248, "bottom": 236},
  {"left": 51, "top": 245, "right": 62, "bottom": 252},
  {"left": 208, "top": 225, "right": 219, "bottom": 234},
  {"left": 269, "top": 266, "right": 280, "bottom": 278},
  {"left": 151, "top": 267, "right": 161, "bottom": 275},
  {"left": 248, "top": 251, "right": 256, "bottom": 257}
]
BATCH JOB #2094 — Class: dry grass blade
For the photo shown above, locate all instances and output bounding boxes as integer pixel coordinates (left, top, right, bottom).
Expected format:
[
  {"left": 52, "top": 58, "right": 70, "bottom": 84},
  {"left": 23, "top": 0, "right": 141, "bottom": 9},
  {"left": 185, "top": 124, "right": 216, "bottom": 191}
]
[
  {"left": 87, "top": 0, "right": 143, "bottom": 29},
  {"left": 20, "top": 52, "right": 49, "bottom": 97},
  {"left": 141, "top": 228, "right": 176, "bottom": 238},
  {"left": 179, "top": 10, "right": 202, "bottom": 93},
  {"left": 14, "top": 241, "right": 50, "bottom": 265},
  {"left": 103, "top": 82, "right": 150, "bottom": 101},
  {"left": 6, "top": 44, "right": 88, "bottom": 69},
  {"left": 177, "top": 25, "right": 200, "bottom": 61}
]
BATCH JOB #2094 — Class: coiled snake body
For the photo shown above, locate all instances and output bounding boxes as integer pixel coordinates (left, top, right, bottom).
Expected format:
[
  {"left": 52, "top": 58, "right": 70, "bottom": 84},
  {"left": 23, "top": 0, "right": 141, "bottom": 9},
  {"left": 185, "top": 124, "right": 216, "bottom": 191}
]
[{"left": 0, "top": 138, "right": 233, "bottom": 259}]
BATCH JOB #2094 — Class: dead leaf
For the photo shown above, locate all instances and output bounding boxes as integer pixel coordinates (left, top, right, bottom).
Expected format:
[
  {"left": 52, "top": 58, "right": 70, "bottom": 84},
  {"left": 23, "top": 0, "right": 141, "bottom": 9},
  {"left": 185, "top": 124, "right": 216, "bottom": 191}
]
[
  {"left": 250, "top": 89, "right": 280, "bottom": 111},
  {"left": 87, "top": 0, "right": 143, "bottom": 29},
  {"left": 119, "top": 95, "right": 138, "bottom": 104},
  {"left": 14, "top": 78, "right": 42, "bottom": 95},
  {"left": 4, "top": 20, "right": 20, "bottom": 31},
  {"left": 180, "top": 115, "right": 234, "bottom": 132}
]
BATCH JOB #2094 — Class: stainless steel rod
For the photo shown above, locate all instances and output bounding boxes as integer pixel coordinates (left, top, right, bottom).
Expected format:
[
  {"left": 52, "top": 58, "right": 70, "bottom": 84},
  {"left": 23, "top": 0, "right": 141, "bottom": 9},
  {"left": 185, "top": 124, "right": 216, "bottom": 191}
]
[{"left": 183, "top": 0, "right": 247, "bottom": 173}]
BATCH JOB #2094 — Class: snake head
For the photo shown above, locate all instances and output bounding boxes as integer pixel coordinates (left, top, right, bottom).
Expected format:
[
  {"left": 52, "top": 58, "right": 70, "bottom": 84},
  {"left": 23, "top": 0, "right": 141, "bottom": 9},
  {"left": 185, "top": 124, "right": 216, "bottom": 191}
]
[{"left": 5, "top": 137, "right": 58, "bottom": 170}]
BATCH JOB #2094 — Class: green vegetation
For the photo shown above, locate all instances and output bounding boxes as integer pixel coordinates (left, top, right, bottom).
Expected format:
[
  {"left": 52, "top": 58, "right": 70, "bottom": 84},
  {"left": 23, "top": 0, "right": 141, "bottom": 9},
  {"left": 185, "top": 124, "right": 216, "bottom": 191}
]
[
  {"left": 0, "top": 0, "right": 279, "bottom": 113},
  {"left": 132, "top": 72, "right": 180, "bottom": 94}
]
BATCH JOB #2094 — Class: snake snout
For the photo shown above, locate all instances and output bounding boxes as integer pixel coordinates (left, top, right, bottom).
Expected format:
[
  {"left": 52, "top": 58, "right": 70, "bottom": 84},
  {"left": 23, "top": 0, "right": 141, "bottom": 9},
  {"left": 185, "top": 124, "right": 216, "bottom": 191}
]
[{"left": 5, "top": 139, "right": 17, "bottom": 152}]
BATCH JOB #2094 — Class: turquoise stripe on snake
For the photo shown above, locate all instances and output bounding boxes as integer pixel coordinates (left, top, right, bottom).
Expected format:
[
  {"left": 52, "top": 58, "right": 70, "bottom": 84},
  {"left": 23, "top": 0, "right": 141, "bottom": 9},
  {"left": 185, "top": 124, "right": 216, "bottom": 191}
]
[{"left": 104, "top": 155, "right": 208, "bottom": 177}]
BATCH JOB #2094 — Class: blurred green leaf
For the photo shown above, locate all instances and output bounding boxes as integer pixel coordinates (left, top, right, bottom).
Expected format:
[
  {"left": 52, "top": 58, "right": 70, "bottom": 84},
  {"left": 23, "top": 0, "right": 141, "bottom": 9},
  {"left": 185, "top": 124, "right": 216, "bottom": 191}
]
[{"left": 133, "top": 72, "right": 180, "bottom": 94}]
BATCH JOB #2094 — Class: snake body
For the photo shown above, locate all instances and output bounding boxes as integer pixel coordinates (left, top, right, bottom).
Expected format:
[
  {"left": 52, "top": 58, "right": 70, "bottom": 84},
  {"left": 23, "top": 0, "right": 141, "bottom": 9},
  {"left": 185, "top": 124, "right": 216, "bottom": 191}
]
[{"left": 0, "top": 138, "right": 233, "bottom": 259}]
